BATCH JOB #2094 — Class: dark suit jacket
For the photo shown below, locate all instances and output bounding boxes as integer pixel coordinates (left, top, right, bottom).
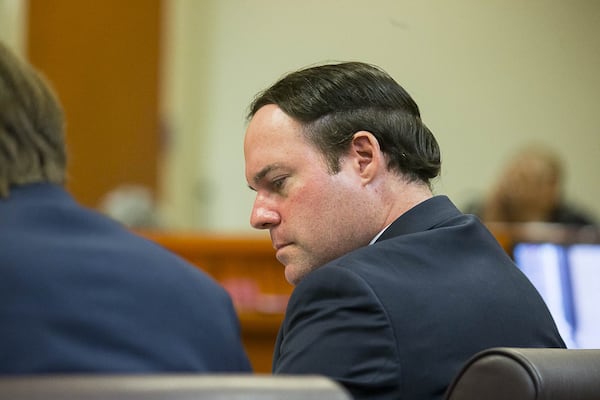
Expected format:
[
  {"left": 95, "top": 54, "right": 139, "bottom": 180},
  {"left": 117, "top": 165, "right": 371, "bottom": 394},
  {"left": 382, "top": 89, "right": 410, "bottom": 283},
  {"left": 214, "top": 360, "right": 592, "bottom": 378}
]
[
  {"left": 273, "top": 196, "right": 565, "bottom": 400},
  {"left": 0, "top": 183, "right": 251, "bottom": 373}
]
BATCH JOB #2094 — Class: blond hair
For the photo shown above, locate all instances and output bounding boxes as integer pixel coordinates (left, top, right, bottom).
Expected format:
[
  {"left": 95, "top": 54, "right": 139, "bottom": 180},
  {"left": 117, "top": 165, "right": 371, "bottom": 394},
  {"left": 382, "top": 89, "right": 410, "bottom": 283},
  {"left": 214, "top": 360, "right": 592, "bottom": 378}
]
[{"left": 0, "top": 42, "right": 66, "bottom": 197}]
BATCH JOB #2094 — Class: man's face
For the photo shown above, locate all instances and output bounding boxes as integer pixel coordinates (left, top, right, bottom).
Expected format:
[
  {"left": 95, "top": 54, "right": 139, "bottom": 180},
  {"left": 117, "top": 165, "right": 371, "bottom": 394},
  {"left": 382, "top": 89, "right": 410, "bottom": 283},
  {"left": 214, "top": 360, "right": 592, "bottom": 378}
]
[{"left": 244, "top": 105, "right": 374, "bottom": 285}]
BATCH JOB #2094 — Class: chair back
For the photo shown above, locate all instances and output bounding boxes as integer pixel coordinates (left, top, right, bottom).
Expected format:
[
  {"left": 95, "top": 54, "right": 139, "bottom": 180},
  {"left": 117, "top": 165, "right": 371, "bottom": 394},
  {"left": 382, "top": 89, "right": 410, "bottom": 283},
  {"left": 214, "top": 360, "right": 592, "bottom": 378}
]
[{"left": 445, "top": 347, "right": 600, "bottom": 400}]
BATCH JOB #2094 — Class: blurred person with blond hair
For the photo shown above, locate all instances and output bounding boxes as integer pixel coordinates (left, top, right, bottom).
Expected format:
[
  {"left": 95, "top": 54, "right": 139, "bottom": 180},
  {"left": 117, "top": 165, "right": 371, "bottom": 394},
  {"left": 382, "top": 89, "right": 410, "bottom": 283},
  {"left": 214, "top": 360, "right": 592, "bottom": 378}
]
[{"left": 0, "top": 41, "right": 251, "bottom": 374}]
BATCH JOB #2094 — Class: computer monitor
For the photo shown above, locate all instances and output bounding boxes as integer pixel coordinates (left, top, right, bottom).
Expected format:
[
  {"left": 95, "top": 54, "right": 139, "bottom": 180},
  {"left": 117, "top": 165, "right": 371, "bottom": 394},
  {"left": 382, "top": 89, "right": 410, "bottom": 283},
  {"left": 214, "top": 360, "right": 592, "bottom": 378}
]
[
  {"left": 568, "top": 244, "right": 600, "bottom": 348},
  {"left": 513, "top": 242, "right": 600, "bottom": 349}
]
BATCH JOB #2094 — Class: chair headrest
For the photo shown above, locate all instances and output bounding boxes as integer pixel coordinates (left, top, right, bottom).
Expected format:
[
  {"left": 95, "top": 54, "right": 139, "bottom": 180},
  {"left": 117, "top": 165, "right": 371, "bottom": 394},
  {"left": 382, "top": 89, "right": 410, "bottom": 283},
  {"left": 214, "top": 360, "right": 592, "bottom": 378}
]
[{"left": 445, "top": 347, "right": 600, "bottom": 400}]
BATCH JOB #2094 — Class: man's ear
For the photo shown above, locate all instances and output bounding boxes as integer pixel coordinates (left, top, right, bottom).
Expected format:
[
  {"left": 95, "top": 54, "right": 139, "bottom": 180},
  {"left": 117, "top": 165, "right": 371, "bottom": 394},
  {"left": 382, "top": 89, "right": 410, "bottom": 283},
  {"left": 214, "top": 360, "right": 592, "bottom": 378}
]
[{"left": 349, "top": 131, "right": 383, "bottom": 184}]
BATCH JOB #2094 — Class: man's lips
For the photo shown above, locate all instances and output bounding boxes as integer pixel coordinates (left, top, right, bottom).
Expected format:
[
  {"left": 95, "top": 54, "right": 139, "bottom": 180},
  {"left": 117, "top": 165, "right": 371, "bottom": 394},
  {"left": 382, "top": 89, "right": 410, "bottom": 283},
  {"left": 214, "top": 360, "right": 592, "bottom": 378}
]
[{"left": 273, "top": 242, "right": 292, "bottom": 251}]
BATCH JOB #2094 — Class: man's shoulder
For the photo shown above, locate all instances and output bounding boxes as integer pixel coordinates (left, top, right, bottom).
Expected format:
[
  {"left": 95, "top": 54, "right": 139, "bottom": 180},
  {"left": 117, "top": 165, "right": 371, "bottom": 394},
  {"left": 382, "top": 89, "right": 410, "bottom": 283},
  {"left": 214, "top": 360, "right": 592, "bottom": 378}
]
[
  {"left": 290, "top": 211, "right": 502, "bottom": 302},
  {"left": 286, "top": 244, "right": 407, "bottom": 317},
  {"left": 2, "top": 190, "right": 223, "bottom": 296}
]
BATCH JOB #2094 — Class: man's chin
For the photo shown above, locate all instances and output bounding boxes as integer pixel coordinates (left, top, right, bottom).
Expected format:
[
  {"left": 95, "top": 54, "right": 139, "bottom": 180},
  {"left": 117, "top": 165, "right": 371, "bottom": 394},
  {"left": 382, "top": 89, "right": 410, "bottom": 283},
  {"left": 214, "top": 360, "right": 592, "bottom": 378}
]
[{"left": 284, "top": 264, "right": 306, "bottom": 286}]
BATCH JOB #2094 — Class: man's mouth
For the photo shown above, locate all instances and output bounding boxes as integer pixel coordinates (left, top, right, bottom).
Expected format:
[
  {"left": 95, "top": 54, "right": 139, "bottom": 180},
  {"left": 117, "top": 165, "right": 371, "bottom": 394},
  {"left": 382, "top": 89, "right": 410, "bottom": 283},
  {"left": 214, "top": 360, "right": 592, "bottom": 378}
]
[{"left": 274, "top": 242, "right": 291, "bottom": 251}]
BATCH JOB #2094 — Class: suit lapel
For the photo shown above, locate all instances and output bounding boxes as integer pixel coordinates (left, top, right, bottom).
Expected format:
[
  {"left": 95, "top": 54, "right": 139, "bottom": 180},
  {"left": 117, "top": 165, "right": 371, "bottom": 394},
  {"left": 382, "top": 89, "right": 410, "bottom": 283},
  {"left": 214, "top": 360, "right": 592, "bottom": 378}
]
[{"left": 376, "top": 196, "right": 462, "bottom": 243}]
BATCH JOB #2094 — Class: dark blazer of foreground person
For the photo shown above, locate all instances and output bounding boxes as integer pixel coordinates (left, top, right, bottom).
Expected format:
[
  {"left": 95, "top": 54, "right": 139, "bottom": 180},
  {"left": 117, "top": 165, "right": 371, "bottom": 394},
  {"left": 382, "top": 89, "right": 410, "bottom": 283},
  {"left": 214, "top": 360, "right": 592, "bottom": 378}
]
[
  {"left": 243, "top": 61, "right": 565, "bottom": 400},
  {"left": 273, "top": 195, "right": 565, "bottom": 399},
  {"left": 0, "top": 41, "right": 251, "bottom": 374},
  {"left": 0, "top": 183, "right": 251, "bottom": 373}
]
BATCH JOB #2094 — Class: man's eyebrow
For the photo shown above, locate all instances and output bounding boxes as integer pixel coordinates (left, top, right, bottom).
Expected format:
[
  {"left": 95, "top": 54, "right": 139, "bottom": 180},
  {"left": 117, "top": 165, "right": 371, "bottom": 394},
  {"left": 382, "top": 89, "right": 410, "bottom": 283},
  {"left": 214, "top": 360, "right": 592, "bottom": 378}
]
[{"left": 253, "top": 164, "right": 279, "bottom": 186}]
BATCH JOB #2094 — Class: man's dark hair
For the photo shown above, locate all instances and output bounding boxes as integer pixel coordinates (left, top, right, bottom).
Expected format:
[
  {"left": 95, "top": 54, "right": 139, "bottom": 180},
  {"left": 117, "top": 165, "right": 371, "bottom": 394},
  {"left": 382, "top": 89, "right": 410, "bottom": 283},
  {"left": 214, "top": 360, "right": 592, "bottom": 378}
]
[
  {"left": 0, "top": 42, "right": 66, "bottom": 198},
  {"left": 248, "top": 61, "right": 441, "bottom": 185}
]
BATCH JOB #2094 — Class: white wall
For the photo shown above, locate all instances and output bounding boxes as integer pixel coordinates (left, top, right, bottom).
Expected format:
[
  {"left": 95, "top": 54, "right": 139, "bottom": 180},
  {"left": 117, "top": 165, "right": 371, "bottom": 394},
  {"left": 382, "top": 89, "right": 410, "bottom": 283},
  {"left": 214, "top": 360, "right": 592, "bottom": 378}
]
[
  {"left": 162, "top": 0, "right": 600, "bottom": 231},
  {"left": 0, "top": 0, "right": 27, "bottom": 55}
]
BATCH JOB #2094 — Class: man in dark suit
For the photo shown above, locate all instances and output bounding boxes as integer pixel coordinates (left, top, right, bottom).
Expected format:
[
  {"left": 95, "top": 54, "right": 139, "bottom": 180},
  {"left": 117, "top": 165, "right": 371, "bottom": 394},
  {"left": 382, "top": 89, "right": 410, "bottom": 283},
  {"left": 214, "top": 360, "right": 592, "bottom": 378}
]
[
  {"left": 0, "top": 41, "right": 251, "bottom": 373},
  {"left": 243, "top": 62, "right": 565, "bottom": 399}
]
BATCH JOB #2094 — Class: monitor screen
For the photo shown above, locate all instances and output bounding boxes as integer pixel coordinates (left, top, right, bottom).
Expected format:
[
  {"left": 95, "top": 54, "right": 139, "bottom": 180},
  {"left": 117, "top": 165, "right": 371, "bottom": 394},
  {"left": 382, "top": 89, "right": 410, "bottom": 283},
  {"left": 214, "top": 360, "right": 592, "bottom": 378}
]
[{"left": 513, "top": 242, "right": 600, "bottom": 349}]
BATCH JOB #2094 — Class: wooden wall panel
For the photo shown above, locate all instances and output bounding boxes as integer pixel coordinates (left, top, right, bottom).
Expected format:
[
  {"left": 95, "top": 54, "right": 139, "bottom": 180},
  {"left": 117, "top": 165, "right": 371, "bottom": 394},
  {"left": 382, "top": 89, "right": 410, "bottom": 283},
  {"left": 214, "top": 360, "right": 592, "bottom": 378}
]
[
  {"left": 26, "top": 0, "right": 162, "bottom": 208},
  {"left": 140, "top": 232, "right": 292, "bottom": 373}
]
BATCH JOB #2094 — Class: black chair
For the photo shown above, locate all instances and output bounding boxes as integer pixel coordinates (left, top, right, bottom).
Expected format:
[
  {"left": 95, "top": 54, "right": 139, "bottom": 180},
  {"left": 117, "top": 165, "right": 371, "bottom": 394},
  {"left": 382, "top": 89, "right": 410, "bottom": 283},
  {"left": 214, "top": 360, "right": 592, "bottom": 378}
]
[
  {"left": 445, "top": 347, "right": 600, "bottom": 400},
  {"left": 0, "top": 374, "right": 351, "bottom": 400}
]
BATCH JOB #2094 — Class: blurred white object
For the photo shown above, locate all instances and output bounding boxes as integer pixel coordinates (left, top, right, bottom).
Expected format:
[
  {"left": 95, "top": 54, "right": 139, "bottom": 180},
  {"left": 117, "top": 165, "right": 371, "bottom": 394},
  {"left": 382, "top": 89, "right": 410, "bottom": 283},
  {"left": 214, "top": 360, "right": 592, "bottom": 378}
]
[{"left": 99, "top": 184, "right": 161, "bottom": 229}]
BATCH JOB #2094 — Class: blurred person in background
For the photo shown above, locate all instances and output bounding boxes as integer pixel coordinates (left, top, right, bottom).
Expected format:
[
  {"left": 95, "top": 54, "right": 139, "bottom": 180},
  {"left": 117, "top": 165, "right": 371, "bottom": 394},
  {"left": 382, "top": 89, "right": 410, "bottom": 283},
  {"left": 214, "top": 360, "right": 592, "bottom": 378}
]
[
  {"left": 0, "top": 41, "right": 251, "bottom": 374},
  {"left": 469, "top": 145, "right": 595, "bottom": 226}
]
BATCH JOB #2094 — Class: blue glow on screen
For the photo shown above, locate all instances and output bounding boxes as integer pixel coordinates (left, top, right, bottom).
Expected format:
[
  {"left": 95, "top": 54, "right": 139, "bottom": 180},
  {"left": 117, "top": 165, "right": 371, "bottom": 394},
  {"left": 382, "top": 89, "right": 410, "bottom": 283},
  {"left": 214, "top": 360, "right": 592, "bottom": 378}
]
[{"left": 513, "top": 243, "right": 600, "bottom": 349}]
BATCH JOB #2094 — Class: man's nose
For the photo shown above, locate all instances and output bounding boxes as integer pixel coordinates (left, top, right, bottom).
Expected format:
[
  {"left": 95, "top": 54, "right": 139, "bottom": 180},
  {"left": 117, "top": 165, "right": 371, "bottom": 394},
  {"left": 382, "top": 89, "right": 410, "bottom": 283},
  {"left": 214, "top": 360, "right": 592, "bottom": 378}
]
[{"left": 250, "top": 200, "right": 280, "bottom": 229}]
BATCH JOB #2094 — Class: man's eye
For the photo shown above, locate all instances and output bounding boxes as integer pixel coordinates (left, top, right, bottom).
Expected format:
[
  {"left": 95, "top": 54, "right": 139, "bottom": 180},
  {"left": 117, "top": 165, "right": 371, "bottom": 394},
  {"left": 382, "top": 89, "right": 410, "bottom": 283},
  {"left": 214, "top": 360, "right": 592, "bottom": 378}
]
[{"left": 272, "top": 177, "right": 287, "bottom": 190}]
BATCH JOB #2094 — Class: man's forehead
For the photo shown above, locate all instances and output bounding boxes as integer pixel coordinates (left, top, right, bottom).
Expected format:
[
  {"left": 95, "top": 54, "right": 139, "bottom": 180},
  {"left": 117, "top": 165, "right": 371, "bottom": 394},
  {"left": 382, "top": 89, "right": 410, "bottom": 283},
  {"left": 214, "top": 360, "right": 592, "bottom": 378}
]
[{"left": 248, "top": 105, "right": 305, "bottom": 137}]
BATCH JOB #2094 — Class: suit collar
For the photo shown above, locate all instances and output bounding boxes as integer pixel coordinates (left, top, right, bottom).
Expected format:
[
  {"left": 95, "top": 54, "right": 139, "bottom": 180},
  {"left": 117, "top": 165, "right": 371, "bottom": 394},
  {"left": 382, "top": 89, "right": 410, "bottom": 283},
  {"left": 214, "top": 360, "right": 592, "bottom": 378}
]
[
  {"left": 376, "top": 195, "right": 462, "bottom": 242},
  {"left": 4, "top": 183, "right": 74, "bottom": 205}
]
